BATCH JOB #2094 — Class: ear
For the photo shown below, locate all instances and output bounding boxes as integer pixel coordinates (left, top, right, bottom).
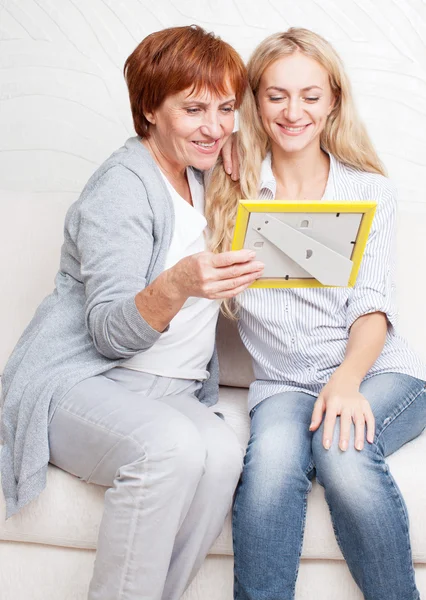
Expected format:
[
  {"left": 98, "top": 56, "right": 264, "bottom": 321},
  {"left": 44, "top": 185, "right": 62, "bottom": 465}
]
[{"left": 144, "top": 110, "right": 156, "bottom": 125}]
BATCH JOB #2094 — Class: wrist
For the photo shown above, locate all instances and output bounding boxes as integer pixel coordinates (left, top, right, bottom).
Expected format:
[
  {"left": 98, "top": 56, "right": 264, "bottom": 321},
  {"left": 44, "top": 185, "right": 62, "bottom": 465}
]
[
  {"left": 332, "top": 364, "right": 362, "bottom": 388},
  {"left": 162, "top": 267, "right": 188, "bottom": 304}
]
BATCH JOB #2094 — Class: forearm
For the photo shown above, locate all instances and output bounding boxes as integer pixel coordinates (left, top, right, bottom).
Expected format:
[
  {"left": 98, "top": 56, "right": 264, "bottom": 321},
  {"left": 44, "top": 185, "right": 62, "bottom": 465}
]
[
  {"left": 89, "top": 249, "right": 261, "bottom": 358},
  {"left": 337, "top": 312, "right": 388, "bottom": 384}
]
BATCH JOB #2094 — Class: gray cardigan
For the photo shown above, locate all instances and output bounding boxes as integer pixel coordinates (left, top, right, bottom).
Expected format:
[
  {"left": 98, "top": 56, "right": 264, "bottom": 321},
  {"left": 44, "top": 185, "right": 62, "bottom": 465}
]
[{"left": 0, "top": 137, "right": 219, "bottom": 519}]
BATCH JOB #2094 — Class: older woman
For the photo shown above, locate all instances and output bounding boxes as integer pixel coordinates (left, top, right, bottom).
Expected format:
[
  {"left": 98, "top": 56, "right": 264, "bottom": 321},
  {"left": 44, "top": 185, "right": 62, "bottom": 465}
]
[{"left": 0, "top": 26, "right": 263, "bottom": 600}]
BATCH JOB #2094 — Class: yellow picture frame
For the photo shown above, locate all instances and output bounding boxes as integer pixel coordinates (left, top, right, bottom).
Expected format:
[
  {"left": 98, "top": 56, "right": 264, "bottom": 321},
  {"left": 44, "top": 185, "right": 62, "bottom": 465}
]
[{"left": 231, "top": 200, "right": 377, "bottom": 288}]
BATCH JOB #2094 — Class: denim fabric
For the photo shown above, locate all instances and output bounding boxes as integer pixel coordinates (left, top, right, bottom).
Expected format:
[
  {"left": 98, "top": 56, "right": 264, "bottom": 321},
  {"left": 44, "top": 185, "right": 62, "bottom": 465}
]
[{"left": 233, "top": 373, "right": 426, "bottom": 600}]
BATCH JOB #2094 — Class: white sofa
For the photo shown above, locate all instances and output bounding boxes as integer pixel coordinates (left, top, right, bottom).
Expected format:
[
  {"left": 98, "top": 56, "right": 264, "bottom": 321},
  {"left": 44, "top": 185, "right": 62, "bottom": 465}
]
[{"left": 1, "top": 192, "right": 426, "bottom": 600}]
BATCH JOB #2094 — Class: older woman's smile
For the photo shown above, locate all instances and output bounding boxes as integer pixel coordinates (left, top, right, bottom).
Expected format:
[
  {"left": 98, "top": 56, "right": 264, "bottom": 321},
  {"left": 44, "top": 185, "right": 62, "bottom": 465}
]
[{"left": 192, "top": 138, "right": 220, "bottom": 153}]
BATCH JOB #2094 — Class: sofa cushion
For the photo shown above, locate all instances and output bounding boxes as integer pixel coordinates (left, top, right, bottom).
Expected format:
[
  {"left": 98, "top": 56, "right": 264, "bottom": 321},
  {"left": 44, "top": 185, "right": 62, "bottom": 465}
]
[
  {"left": 216, "top": 315, "right": 254, "bottom": 388},
  {"left": 1, "top": 386, "right": 425, "bottom": 562}
]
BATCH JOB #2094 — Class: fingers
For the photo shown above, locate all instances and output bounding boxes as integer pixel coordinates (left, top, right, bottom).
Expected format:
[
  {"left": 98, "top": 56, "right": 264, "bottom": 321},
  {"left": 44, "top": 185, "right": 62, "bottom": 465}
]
[
  {"left": 309, "top": 396, "right": 325, "bottom": 432},
  {"left": 322, "top": 409, "right": 337, "bottom": 450},
  {"left": 208, "top": 268, "right": 264, "bottom": 298},
  {"left": 353, "top": 403, "right": 375, "bottom": 450},
  {"left": 365, "top": 408, "right": 375, "bottom": 444},
  {"left": 211, "top": 249, "right": 257, "bottom": 268},
  {"left": 221, "top": 136, "right": 233, "bottom": 175},
  {"left": 337, "top": 406, "right": 375, "bottom": 452},
  {"left": 216, "top": 260, "right": 264, "bottom": 282},
  {"left": 215, "top": 279, "right": 259, "bottom": 299},
  {"left": 220, "top": 131, "right": 239, "bottom": 179},
  {"left": 328, "top": 409, "right": 374, "bottom": 452},
  {"left": 315, "top": 394, "right": 375, "bottom": 453},
  {"left": 338, "top": 409, "right": 352, "bottom": 452},
  {"left": 353, "top": 412, "right": 366, "bottom": 451},
  {"left": 231, "top": 135, "right": 240, "bottom": 181},
  {"left": 179, "top": 251, "right": 263, "bottom": 300}
]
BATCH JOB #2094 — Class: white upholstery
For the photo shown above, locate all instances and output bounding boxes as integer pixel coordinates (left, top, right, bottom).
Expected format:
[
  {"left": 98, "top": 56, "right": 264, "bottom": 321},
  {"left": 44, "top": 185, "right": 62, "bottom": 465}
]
[
  {"left": 1, "top": 386, "right": 426, "bottom": 562},
  {"left": 9, "top": 544, "right": 426, "bottom": 600},
  {"left": 1, "top": 193, "right": 426, "bottom": 598}
]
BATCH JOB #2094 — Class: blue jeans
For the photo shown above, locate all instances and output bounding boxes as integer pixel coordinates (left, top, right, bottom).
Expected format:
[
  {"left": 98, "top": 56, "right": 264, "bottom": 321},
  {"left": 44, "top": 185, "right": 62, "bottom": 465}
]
[{"left": 233, "top": 373, "right": 426, "bottom": 600}]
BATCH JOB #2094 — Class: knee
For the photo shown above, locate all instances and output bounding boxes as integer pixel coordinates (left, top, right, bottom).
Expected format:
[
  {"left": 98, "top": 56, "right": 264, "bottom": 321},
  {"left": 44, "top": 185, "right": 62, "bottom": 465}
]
[
  {"left": 240, "top": 428, "right": 311, "bottom": 511},
  {"left": 312, "top": 423, "right": 354, "bottom": 482},
  {"left": 144, "top": 417, "right": 207, "bottom": 481},
  {"left": 101, "top": 416, "right": 207, "bottom": 487},
  {"left": 204, "top": 423, "right": 243, "bottom": 490},
  {"left": 312, "top": 425, "right": 380, "bottom": 505}
]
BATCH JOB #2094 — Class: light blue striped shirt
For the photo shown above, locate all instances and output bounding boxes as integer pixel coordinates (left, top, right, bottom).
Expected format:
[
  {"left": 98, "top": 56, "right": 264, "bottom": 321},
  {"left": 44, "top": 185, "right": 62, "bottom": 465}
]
[{"left": 238, "top": 153, "right": 426, "bottom": 413}]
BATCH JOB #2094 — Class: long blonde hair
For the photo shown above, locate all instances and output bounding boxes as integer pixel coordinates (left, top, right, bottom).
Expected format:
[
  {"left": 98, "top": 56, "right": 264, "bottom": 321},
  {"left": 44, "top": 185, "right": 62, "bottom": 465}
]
[{"left": 206, "top": 28, "right": 386, "bottom": 262}]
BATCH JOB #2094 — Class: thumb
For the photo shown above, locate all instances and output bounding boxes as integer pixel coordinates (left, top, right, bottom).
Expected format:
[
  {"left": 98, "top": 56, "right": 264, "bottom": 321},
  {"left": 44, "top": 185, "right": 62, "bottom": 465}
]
[{"left": 309, "top": 395, "right": 325, "bottom": 431}]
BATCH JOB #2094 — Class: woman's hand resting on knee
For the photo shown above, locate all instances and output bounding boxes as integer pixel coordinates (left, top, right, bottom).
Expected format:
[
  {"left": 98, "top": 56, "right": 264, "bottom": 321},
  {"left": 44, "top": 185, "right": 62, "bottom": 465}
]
[{"left": 309, "top": 370, "right": 375, "bottom": 452}]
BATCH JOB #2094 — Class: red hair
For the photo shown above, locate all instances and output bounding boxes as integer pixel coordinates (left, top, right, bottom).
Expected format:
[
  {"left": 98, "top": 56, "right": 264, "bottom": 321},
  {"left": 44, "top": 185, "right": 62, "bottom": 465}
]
[{"left": 124, "top": 25, "right": 247, "bottom": 138}]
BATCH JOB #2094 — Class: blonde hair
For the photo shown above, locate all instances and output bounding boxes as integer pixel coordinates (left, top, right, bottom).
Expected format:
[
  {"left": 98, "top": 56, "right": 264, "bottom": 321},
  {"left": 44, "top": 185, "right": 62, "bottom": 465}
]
[{"left": 206, "top": 27, "right": 386, "bottom": 266}]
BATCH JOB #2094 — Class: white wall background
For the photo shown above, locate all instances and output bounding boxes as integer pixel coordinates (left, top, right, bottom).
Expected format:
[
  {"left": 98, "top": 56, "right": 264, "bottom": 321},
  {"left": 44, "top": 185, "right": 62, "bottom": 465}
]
[
  {"left": 1, "top": 0, "right": 426, "bottom": 201},
  {"left": 0, "top": 0, "right": 426, "bottom": 367}
]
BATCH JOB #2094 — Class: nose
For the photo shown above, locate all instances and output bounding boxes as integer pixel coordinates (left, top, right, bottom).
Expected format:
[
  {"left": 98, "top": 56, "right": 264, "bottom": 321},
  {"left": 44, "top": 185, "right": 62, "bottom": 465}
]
[
  {"left": 199, "top": 110, "right": 222, "bottom": 139},
  {"left": 285, "top": 98, "right": 303, "bottom": 123}
]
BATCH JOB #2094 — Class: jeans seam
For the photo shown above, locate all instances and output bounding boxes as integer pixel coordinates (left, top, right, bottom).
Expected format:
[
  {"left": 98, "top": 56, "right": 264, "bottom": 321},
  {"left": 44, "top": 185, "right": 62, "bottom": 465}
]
[
  {"left": 52, "top": 405, "right": 127, "bottom": 438},
  {"left": 232, "top": 483, "right": 242, "bottom": 600},
  {"left": 52, "top": 405, "right": 149, "bottom": 453},
  {"left": 249, "top": 402, "right": 262, "bottom": 419},
  {"left": 117, "top": 448, "right": 150, "bottom": 598},
  {"left": 375, "top": 386, "right": 426, "bottom": 444},
  {"left": 51, "top": 407, "right": 149, "bottom": 483},
  {"left": 290, "top": 470, "right": 313, "bottom": 599},
  {"left": 87, "top": 433, "right": 147, "bottom": 484}
]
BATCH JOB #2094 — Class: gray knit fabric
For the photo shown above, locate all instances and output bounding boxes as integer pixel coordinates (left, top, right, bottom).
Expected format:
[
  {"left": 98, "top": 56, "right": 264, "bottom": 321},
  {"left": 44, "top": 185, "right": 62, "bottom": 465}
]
[{"left": 0, "top": 137, "right": 219, "bottom": 519}]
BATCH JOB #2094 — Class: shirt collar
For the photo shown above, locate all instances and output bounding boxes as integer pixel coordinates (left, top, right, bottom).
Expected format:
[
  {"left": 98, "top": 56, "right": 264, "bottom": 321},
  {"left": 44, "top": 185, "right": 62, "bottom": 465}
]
[{"left": 259, "top": 150, "right": 336, "bottom": 200}]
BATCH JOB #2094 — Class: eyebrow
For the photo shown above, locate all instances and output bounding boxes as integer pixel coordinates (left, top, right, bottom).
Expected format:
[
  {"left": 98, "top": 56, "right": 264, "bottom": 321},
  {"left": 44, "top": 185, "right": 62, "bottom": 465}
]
[
  {"left": 182, "top": 97, "right": 236, "bottom": 107},
  {"left": 266, "top": 86, "right": 323, "bottom": 93}
]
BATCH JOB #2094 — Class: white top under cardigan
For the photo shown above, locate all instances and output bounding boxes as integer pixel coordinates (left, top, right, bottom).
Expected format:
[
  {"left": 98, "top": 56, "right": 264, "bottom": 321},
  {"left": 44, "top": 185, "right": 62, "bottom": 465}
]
[
  {"left": 238, "top": 152, "right": 426, "bottom": 413},
  {"left": 123, "top": 168, "right": 219, "bottom": 380}
]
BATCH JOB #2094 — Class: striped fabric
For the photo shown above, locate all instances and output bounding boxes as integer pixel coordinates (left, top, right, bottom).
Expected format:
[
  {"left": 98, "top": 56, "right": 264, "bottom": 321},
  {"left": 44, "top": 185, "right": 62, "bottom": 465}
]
[{"left": 239, "top": 153, "right": 426, "bottom": 413}]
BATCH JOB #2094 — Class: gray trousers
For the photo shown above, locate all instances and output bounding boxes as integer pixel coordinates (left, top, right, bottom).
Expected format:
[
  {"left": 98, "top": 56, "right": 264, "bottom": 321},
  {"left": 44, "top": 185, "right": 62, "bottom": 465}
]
[{"left": 48, "top": 367, "right": 243, "bottom": 600}]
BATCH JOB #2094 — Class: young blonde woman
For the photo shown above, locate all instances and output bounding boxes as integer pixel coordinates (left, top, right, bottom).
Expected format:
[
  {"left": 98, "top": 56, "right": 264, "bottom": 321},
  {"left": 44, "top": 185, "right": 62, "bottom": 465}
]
[{"left": 207, "top": 28, "right": 426, "bottom": 600}]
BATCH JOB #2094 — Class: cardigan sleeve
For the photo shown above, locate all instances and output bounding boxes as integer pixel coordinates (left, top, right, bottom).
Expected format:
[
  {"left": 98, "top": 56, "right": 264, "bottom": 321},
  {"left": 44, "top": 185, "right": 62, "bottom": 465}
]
[
  {"left": 346, "top": 182, "right": 398, "bottom": 333},
  {"left": 75, "top": 165, "right": 165, "bottom": 359}
]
